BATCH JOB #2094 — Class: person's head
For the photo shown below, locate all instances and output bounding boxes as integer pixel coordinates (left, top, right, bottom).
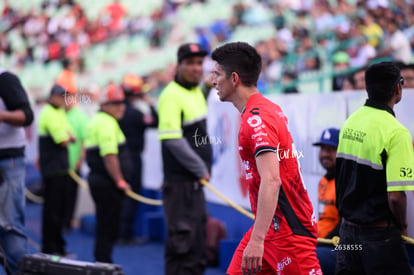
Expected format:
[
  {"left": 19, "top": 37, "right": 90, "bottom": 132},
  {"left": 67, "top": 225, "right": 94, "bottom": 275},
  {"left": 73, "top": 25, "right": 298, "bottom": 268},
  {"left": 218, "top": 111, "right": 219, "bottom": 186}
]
[
  {"left": 385, "top": 18, "right": 398, "bottom": 34},
  {"left": 99, "top": 83, "right": 126, "bottom": 120},
  {"left": 211, "top": 42, "right": 262, "bottom": 101},
  {"left": 365, "top": 62, "right": 403, "bottom": 104},
  {"left": 121, "top": 73, "right": 144, "bottom": 100},
  {"left": 49, "top": 84, "right": 67, "bottom": 108},
  {"left": 333, "top": 51, "right": 349, "bottom": 71},
  {"left": 353, "top": 66, "right": 367, "bottom": 90},
  {"left": 62, "top": 58, "right": 77, "bottom": 71},
  {"left": 313, "top": 128, "right": 340, "bottom": 173},
  {"left": 401, "top": 64, "right": 414, "bottom": 88},
  {"left": 175, "top": 43, "right": 208, "bottom": 88}
]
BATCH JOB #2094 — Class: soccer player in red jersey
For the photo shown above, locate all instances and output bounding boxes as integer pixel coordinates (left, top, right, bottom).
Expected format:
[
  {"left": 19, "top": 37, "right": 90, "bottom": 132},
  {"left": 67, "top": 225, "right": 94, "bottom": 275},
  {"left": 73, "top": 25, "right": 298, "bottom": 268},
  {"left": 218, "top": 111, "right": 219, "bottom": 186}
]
[{"left": 211, "top": 42, "right": 321, "bottom": 275}]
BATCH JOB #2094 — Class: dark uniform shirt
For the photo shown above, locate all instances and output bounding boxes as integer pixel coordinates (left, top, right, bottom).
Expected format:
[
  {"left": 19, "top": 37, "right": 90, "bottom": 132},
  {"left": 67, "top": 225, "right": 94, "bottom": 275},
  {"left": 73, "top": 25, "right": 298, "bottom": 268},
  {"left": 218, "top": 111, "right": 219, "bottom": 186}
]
[{"left": 157, "top": 81, "right": 212, "bottom": 182}]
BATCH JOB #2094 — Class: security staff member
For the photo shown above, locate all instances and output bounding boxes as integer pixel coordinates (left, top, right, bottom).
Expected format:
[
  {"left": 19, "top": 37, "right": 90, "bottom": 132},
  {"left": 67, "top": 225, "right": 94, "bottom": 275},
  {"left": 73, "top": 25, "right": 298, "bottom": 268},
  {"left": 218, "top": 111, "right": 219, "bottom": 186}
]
[
  {"left": 84, "top": 83, "right": 131, "bottom": 263},
  {"left": 313, "top": 128, "right": 340, "bottom": 275},
  {"left": 335, "top": 62, "right": 414, "bottom": 274},
  {"left": 38, "top": 84, "right": 75, "bottom": 255},
  {"left": 157, "top": 43, "right": 212, "bottom": 275},
  {"left": 118, "top": 74, "right": 158, "bottom": 244}
]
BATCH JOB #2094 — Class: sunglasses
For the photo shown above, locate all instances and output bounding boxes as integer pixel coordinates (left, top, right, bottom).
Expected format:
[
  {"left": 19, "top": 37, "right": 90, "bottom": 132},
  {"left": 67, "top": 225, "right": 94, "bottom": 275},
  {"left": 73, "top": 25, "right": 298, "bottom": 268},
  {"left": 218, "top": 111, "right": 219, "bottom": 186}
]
[{"left": 399, "top": 76, "right": 404, "bottom": 87}]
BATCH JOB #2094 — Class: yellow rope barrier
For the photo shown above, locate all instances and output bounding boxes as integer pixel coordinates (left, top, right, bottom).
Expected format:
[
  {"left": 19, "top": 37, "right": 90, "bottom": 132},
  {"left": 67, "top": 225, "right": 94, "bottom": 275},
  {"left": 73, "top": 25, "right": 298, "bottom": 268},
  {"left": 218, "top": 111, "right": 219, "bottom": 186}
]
[
  {"left": 402, "top": 235, "right": 414, "bottom": 245},
  {"left": 29, "top": 171, "right": 414, "bottom": 246},
  {"left": 25, "top": 188, "right": 44, "bottom": 204},
  {"left": 67, "top": 169, "right": 163, "bottom": 206},
  {"left": 200, "top": 179, "right": 255, "bottom": 220}
]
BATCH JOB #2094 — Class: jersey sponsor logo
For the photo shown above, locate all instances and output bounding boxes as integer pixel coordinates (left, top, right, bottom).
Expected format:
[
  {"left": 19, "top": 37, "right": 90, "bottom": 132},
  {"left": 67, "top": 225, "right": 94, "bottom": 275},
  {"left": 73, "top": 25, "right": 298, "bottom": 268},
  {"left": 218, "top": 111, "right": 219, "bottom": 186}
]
[
  {"left": 243, "top": 160, "right": 250, "bottom": 170},
  {"left": 311, "top": 212, "right": 317, "bottom": 225},
  {"left": 255, "top": 141, "right": 269, "bottom": 148},
  {"left": 309, "top": 268, "right": 323, "bottom": 275},
  {"left": 251, "top": 131, "right": 268, "bottom": 140},
  {"left": 253, "top": 124, "right": 266, "bottom": 132},
  {"left": 238, "top": 146, "right": 243, "bottom": 151},
  {"left": 247, "top": 115, "right": 262, "bottom": 128},
  {"left": 342, "top": 128, "right": 366, "bottom": 143},
  {"left": 277, "top": 256, "right": 292, "bottom": 271}
]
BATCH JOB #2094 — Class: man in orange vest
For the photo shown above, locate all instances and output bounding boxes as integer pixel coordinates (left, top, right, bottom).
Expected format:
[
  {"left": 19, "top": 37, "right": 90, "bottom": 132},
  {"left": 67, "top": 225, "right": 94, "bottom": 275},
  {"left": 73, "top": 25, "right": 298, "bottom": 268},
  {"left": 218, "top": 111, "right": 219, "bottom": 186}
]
[
  {"left": 313, "top": 128, "right": 341, "bottom": 239},
  {"left": 313, "top": 127, "right": 340, "bottom": 275}
]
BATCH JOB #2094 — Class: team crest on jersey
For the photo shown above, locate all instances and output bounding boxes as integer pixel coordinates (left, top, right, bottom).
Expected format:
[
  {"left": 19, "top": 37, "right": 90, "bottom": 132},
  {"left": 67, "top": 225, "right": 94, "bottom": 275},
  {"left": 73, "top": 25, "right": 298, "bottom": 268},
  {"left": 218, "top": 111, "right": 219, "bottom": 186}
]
[{"left": 247, "top": 115, "right": 262, "bottom": 128}]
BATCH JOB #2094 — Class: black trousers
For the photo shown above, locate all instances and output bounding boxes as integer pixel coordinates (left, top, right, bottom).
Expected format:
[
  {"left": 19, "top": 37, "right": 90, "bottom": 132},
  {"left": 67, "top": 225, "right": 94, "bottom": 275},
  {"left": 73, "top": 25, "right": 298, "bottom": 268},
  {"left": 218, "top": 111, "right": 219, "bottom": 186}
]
[
  {"left": 162, "top": 181, "right": 207, "bottom": 275},
  {"left": 88, "top": 173, "right": 124, "bottom": 263},
  {"left": 41, "top": 175, "right": 71, "bottom": 255},
  {"left": 119, "top": 154, "right": 142, "bottom": 240},
  {"left": 335, "top": 222, "right": 412, "bottom": 275}
]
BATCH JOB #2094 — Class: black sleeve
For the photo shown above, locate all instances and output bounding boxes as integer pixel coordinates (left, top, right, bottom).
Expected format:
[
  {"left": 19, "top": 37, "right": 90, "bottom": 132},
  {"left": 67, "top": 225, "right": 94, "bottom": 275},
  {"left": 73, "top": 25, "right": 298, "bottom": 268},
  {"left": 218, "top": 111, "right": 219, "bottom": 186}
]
[
  {"left": 0, "top": 72, "right": 34, "bottom": 126},
  {"left": 148, "top": 105, "right": 158, "bottom": 128}
]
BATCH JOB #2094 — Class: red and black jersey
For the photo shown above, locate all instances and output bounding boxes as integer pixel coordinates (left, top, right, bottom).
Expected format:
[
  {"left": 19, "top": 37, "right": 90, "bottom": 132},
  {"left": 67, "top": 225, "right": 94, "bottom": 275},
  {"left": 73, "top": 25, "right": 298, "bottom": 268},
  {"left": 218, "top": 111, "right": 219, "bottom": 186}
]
[{"left": 238, "top": 93, "right": 317, "bottom": 239}]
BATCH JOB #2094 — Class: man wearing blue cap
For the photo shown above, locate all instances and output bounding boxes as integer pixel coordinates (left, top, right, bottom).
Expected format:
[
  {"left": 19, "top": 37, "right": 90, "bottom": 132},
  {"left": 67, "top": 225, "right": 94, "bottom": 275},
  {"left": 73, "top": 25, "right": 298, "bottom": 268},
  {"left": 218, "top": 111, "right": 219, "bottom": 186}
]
[
  {"left": 313, "top": 128, "right": 340, "bottom": 239},
  {"left": 313, "top": 128, "right": 340, "bottom": 275}
]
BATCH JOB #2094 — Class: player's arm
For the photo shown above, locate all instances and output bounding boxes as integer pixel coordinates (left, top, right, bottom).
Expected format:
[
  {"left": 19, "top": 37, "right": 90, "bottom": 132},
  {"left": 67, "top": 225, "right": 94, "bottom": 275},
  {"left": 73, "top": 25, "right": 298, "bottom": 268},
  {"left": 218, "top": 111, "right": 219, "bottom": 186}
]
[
  {"left": 242, "top": 151, "right": 281, "bottom": 273},
  {"left": 103, "top": 154, "right": 130, "bottom": 190},
  {"left": 388, "top": 191, "right": 407, "bottom": 234},
  {"left": 99, "top": 125, "right": 130, "bottom": 191}
]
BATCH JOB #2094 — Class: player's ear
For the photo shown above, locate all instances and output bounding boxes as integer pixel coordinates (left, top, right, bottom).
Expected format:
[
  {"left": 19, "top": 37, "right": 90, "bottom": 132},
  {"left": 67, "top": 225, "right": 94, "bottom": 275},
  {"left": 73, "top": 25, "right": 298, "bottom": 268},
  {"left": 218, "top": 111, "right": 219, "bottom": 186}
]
[{"left": 231, "top": 72, "right": 239, "bottom": 85}]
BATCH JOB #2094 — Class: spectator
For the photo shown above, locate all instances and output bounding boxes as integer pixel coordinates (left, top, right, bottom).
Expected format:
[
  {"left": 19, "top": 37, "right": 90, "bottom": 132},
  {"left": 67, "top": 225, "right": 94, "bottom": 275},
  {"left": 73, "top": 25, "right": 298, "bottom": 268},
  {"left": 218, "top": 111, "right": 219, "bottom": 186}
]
[
  {"left": 157, "top": 43, "right": 211, "bottom": 275},
  {"left": 378, "top": 18, "right": 412, "bottom": 65},
  {"left": 38, "top": 84, "right": 75, "bottom": 256},
  {"left": 282, "top": 70, "right": 299, "bottom": 94},
  {"left": 400, "top": 63, "right": 414, "bottom": 88},
  {"left": 84, "top": 83, "right": 131, "bottom": 263},
  {"left": 359, "top": 10, "right": 383, "bottom": 49},
  {"left": 118, "top": 74, "right": 158, "bottom": 244},
  {"left": 332, "top": 51, "right": 350, "bottom": 91},
  {"left": 57, "top": 58, "right": 78, "bottom": 94},
  {"left": 0, "top": 69, "right": 34, "bottom": 274},
  {"left": 335, "top": 62, "right": 413, "bottom": 274}
]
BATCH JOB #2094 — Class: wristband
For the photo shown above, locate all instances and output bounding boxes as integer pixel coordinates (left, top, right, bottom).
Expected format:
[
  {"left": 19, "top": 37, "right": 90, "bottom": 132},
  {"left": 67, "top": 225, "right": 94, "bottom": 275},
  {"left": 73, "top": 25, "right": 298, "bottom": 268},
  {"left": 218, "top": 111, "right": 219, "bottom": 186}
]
[{"left": 117, "top": 179, "right": 127, "bottom": 188}]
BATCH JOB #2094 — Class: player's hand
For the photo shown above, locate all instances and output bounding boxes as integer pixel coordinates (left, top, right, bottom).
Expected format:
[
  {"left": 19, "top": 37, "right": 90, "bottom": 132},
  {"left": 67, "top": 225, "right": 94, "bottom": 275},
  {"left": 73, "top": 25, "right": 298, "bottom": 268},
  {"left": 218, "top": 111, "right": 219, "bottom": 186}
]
[
  {"left": 200, "top": 173, "right": 210, "bottom": 182},
  {"left": 241, "top": 239, "right": 264, "bottom": 275},
  {"left": 117, "top": 179, "right": 131, "bottom": 191}
]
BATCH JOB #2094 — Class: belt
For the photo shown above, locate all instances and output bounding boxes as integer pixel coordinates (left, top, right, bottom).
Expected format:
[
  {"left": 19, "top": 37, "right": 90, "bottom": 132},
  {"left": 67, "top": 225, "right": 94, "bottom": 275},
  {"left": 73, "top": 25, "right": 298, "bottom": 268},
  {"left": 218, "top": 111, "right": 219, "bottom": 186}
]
[{"left": 342, "top": 218, "right": 396, "bottom": 228}]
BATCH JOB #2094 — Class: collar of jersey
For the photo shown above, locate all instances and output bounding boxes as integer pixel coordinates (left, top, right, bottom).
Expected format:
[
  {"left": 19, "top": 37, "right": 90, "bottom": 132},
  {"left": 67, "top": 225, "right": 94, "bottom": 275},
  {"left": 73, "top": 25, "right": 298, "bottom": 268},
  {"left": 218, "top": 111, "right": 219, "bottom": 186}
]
[{"left": 364, "top": 99, "right": 395, "bottom": 117}]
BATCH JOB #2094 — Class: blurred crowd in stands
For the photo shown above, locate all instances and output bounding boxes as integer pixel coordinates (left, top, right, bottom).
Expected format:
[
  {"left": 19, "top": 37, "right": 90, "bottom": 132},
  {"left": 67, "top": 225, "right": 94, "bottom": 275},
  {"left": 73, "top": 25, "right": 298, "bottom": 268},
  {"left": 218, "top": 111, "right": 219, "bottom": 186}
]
[{"left": 1, "top": 0, "right": 414, "bottom": 100}]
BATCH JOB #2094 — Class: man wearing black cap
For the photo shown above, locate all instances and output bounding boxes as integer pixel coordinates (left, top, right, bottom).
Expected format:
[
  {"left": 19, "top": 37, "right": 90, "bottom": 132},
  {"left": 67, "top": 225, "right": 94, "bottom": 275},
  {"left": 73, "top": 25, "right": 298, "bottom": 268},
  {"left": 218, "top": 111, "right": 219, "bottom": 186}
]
[
  {"left": 157, "top": 43, "right": 212, "bottom": 275},
  {"left": 335, "top": 62, "right": 414, "bottom": 274},
  {"left": 38, "top": 84, "right": 76, "bottom": 256}
]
